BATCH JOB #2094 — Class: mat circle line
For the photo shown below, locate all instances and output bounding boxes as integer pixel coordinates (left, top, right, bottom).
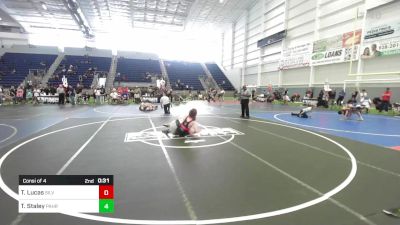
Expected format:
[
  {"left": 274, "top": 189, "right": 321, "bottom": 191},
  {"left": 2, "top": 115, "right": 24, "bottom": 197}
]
[
  {"left": 274, "top": 113, "right": 400, "bottom": 137},
  {"left": 0, "top": 116, "right": 357, "bottom": 225},
  {"left": 138, "top": 125, "right": 235, "bottom": 148},
  {"left": 94, "top": 108, "right": 141, "bottom": 116},
  {"left": 93, "top": 107, "right": 228, "bottom": 117},
  {"left": 0, "top": 124, "right": 18, "bottom": 144}
]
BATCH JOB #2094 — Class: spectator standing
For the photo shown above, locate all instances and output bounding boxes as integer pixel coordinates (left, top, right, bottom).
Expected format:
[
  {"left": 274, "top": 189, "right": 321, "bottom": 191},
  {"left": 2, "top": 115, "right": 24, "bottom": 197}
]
[
  {"left": 350, "top": 90, "right": 358, "bottom": 103},
  {"left": 337, "top": 89, "right": 346, "bottom": 106},
  {"left": 33, "top": 87, "right": 41, "bottom": 104},
  {"left": 65, "top": 85, "right": 70, "bottom": 103},
  {"left": 134, "top": 88, "right": 141, "bottom": 104},
  {"left": 10, "top": 86, "right": 16, "bottom": 104},
  {"left": 15, "top": 86, "right": 23, "bottom": 103},
  {"left": 361, "top": 96, "right": 372, "bottom": 113},
  {"left": 359, "top": 89, "right": 368, "bottom": 102},
  {"left": 0, "top": 86, "right": 4, "bottom": 106},
  {"left": 283, "top": 89, "right": 290, "bottom": 104},
  {"left": 76, "top": 83, "right": 83, "bottom": 104},
  {"left": 305, "top": 88, "right": 314, "bottom": 98},
  {"left": 167, "top": 89, "right": 173, "bottom": 102},
  {"left": 95, "top": 88, "right": 101, "bottom": 104},
  {"left": 317, "top": 90, "right": 324, "bottom": 107},
  {"left": 380, "top": 88, "right": 392, "bottom": 112},
  {"left": 218, "top": 89, "right": 225, "bottom": 102},
  {"left": 26, "top": 89, "right": 33, "bottom": 103},
  {"left": 69, "top": 86, "right": 76, "bottom": 105},
  {"left": 328, "top": 89, "right": 336, "bottom": 106},
  {"left": 82, "top": 91, "right": 89, "bottom": 104},
  {"left": 100, "top": 86, "right": 106, "bottom": 104},
  {"left": 0, "top": 86, "right": 3, "bottom": 106}
]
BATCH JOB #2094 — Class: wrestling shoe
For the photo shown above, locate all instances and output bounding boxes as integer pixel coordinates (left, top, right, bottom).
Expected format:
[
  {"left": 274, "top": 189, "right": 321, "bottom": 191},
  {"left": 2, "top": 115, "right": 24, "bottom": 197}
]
[{"left": 383, "top": 208, "right": 400, "bottom": 217}]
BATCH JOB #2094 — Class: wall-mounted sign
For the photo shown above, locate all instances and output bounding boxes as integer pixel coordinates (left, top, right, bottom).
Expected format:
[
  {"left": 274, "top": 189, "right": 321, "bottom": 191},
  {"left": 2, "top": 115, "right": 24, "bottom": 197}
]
[
  {"left": 311, "top": 29, "right": 361, "bottom": 66},
  {"left": 361, "top": 0, "right": 400, "bottom": 59},
  {"left": 257, "top": 30, "right": 286, "bottom": 48},
  {"left": 278, "top": 43, "right": 312, "bottom": 70}
]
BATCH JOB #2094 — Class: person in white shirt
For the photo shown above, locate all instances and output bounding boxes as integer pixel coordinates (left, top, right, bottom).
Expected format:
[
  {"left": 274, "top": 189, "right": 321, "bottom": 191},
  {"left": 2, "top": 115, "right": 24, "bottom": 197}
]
[
  {"left": 359, "top": 89, "right": 368, "bottom": 102},
  {"left": 218, "top": 89, "right": 225, "bottom": 102},
  {"left": 57, "top": 84, "right": 65, "bottom": 105},
  {"left": 160, "top": 79, "right": 166, "bottom": 90},
  {"left": 338, "top": 101, "right": 364, "bottom": 121},
  {"left": 95, "top": 88, "right": 101, "bottom": 104},
  {"left": 110, "top": 88, "right": 119, "bottom": 104},
  {"left": 160, "top": 93, "right": 171, "bottom": 114},
  {"left": 33, "top": 87, "right": 41, "bottom": 104},
  {"left": 291, "top": 106, "right": 313, "bottom": 118},
  {"left": 361, "top": 96, "right": 372, "bottom": 113}
]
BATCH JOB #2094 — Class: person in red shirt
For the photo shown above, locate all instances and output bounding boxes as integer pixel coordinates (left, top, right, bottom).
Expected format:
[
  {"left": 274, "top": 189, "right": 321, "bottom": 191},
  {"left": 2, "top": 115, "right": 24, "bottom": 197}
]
[{"left": 380, "top": 88, "right": 392, "bottom": 112}]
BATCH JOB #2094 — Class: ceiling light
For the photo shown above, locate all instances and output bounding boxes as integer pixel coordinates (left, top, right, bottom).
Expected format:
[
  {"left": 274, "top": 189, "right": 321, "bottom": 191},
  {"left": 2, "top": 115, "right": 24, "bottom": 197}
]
[
  {"left": 41, "top": 2, "right": 48, "bottom": 10},
  {"left": 219, "top": 0, "right": 224, "bottom": 3}
]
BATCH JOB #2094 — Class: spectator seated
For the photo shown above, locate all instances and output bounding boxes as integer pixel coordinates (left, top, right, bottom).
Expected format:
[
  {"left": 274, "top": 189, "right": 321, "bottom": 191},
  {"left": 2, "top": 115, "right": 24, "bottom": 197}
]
[
  {"left": 109, "top": 88, "right": 123, "bottom": 104},
  {"left": 48, "top": 55, "right": 111, "bottom": 88},
  {"left": 115, "top": 58, "right": 161, "bottom": 83},
  {"left": 0, "top": 53, "right": 57, "bottom": 87},
  {"left": 165, "top": 61, "right": 205, "bottom": 91},
  {"left": 116, "top": 86, "right": 130, "bottom": 103},
  {"left": 393, "top": 103, "right": 400, "bottom": 115}
]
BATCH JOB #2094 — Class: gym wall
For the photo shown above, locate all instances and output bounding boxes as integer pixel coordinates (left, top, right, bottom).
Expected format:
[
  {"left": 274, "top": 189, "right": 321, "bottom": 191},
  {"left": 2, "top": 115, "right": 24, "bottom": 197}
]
[{"left": 221, "top": 0, "right": 400, "bottom": 94}]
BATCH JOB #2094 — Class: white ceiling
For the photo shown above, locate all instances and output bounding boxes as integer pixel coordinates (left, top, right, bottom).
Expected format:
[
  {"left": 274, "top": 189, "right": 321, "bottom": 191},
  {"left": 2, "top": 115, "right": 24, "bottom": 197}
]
[
  {"left": 186, "top": 0, "right": 258, "bottom": 29},
  {"left": 0, "top": 0, "right": 258, "bottom": 34},
  {"left": 78, "top": 0, "right": 195, "bottom": 31}
]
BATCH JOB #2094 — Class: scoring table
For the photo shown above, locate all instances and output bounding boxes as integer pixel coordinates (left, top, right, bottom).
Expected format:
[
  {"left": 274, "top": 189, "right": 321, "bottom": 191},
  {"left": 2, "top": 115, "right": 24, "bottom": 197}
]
[{"left": 18, "top": 175, "right": 114, "bottom": 213}]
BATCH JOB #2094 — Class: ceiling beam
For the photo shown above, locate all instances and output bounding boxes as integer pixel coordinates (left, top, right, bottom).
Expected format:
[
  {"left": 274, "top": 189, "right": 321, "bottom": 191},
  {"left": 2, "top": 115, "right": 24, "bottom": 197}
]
[
  {"left": 133, "top": 19, "right": 184, "bottom": 26},
  {"left": 62, "top": 0, "right": 94, "bottom": 38},
  {"left": 130, "top": 7, "right": 187, "bottom": 18},
  {"left": 0, "top": 0, "right": 27, "bottom": 32}
]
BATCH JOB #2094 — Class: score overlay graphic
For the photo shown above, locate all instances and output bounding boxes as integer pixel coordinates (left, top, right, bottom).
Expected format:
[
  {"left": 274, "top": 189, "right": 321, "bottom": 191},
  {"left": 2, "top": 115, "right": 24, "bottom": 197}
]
[{"left": 18, "top": 175, "right": 114, "bottom": 213}]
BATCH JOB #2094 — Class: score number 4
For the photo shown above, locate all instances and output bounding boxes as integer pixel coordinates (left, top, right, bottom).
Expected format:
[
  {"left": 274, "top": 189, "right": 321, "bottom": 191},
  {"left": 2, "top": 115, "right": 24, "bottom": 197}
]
[{"left": 99, "top": 185, "right": 114, "bottom": 213}]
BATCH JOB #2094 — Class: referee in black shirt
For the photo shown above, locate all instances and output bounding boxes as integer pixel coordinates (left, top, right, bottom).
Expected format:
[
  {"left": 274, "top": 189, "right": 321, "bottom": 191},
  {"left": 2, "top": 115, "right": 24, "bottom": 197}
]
[{"left": 240, "top": 85, "right": 251, "bottom": 118}]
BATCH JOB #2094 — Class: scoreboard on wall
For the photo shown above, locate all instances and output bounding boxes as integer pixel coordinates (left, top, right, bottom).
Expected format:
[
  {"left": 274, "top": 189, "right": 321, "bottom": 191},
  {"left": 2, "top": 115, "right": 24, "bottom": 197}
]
[{"left": 18, "top": 175, "right": 114, "bottom": 213}]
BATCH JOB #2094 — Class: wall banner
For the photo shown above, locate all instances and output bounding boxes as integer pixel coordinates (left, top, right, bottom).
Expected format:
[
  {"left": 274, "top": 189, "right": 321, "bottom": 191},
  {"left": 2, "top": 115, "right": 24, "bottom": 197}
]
[
  {"left": 311, "top": 30, "right": 361, "bottom": 66},
  {"left": 278, "top": 43, "right": 312, "bottom": 70},
  {"left": 361, "top": 0, "right": 400, "bottom": 58}
]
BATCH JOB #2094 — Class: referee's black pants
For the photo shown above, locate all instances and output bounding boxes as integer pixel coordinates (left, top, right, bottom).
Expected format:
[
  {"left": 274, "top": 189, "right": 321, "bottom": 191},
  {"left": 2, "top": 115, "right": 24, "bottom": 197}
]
[
  {"left": 58, "top": 93, "right": 65, "bottom": 105},
  {"left": 164, "top": 103, "right": 170, "bottom": 114},
  {"left": 241, "top": 99, "right": 249, "bottom": 117}
]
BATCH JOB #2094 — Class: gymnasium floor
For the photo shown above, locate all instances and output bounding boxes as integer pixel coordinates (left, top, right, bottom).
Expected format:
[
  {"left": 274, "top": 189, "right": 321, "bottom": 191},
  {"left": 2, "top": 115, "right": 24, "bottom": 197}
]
[{"left": 0, "top": 101, "right": 400, "bottom": 225}]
